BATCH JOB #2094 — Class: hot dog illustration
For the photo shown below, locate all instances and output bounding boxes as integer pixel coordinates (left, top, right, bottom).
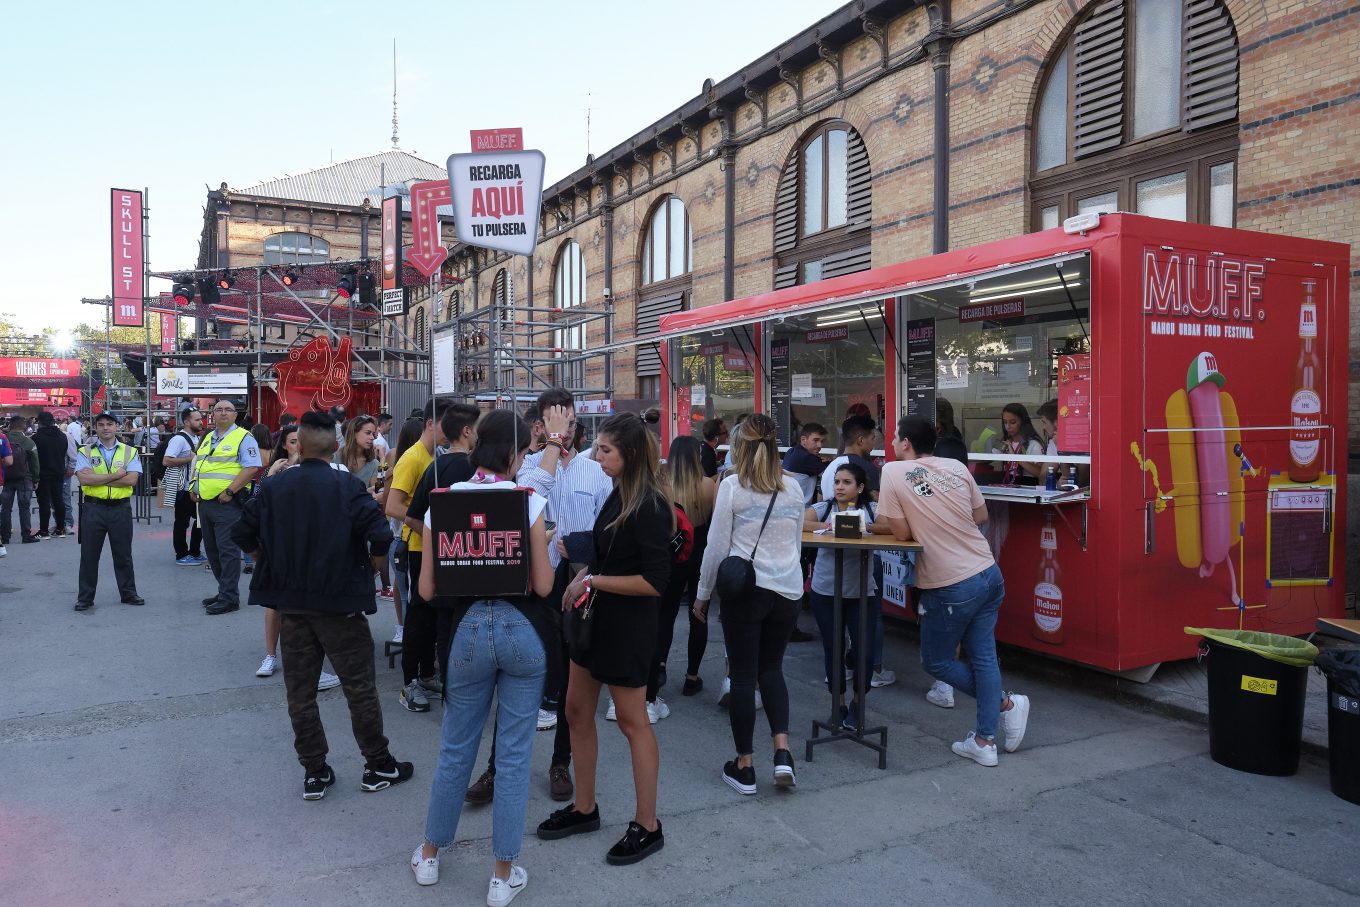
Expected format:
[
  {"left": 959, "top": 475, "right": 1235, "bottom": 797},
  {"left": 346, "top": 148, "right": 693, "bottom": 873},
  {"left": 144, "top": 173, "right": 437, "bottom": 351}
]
[{"left": 1162, "top": 352, "right": 1243, "bottom": 603}]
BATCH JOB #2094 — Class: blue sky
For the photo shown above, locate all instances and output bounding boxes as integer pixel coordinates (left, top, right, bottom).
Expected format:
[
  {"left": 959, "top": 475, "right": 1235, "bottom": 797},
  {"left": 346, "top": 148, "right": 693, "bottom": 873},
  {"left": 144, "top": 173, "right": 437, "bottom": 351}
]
[{"left": 0, "top": 0, "right": 841, "bottom": 335}]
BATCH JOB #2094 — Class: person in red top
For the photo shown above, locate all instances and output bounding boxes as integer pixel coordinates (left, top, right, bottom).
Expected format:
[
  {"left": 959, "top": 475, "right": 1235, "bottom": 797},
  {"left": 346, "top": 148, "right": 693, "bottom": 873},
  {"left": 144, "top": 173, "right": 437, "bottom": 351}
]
[{"left": 876, "top": 415, "right": 1032, "bottom": 768}]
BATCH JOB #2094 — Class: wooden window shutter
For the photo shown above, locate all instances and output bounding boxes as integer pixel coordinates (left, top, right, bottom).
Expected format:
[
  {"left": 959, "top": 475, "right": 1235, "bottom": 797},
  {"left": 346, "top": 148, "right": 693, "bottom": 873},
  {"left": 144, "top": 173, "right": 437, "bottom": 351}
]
[
  {"left": 773, "top": 154, "right": 800, "bottom": 254},
  {"left": 774, "top": 263, "right": 798, "bottom": 290},
  {"left": 846, "top": 130, "right": 872, "bottom": 229},
  {"left": 635, "top": 290, "right": 686, "bottom": 377},
  {"left": 1183, "top": 0, "right": 1238, "bottom": 131},
  {"left": 821, "top": 245, "right": 872, "bottom": 279},
  {"left": 1072, "top": 0, "right": 1126, "bottom": 159}
]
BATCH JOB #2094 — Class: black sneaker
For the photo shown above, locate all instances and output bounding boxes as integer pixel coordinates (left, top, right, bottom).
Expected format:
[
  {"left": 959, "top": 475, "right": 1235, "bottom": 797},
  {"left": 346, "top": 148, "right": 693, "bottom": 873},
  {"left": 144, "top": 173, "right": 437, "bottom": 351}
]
[
  {"left": 21, "top": 535, "right": 41, "bottom": 544},
  {"left": 723, "top": 759, "right": 757, "bottom": 796},
  {"left": 606, "top": 820, "right": 664, "bottom": 866},
  {"left": 681, "top": 676, "right": 703, "bottom": 696},
  {"left": 303, "top": 765, "right": 335, "bottom": 801},
  {"left": 205, "top": 600, "right": 239, "bottom": 615},
  {"left": 36, "top": 532, "right": 50, "bottom": 540},
  {"left": 360, "top": 759, "right": 413, "bottom": 792},
  {"left": 536, "top": 803, "right": 601, "bottom": 840},
  {"left": 773, "top": 749, "right": 797, "bottom": 789}
]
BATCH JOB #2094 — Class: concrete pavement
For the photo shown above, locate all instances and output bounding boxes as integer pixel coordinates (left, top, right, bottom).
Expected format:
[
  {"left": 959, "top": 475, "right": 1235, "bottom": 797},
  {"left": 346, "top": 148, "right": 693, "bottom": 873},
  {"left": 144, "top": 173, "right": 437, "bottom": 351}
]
[{"left": 1, "top": 509, "right": 1356, "bottom": 906}]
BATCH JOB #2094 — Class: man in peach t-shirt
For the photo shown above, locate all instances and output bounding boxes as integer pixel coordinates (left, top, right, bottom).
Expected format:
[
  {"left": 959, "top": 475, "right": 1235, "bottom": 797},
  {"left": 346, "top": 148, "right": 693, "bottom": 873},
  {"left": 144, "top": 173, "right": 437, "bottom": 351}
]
[{"left": 876, "top": 415, "right": 1032, "bottom": 768}]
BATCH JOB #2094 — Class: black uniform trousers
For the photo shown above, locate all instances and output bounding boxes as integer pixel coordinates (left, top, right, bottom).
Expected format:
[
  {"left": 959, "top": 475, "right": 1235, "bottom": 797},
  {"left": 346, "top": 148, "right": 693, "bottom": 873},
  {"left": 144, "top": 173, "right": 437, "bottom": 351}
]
[{"left": 77, "top": 498, "right": 138, "bottom": 604}]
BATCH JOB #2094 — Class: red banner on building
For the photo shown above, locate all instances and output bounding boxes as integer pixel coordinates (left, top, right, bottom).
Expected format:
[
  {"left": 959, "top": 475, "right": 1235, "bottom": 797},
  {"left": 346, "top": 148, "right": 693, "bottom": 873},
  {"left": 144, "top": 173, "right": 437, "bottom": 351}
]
[
  {"left": 0, "top": 358, "right": 81, "bottom": 379},
  {"left": 110, "top": 188, "right": 144, "bottom": 327},
  {"left": 381, "top": 195, "right": 402, "bottom": 292}
]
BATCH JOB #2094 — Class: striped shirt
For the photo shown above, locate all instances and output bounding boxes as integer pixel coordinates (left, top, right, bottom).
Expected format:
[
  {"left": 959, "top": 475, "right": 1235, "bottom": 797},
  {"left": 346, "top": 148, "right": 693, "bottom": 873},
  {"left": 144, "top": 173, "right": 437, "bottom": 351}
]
[{"left": 517, "top": 449, "right": 613, "bottom": 568}]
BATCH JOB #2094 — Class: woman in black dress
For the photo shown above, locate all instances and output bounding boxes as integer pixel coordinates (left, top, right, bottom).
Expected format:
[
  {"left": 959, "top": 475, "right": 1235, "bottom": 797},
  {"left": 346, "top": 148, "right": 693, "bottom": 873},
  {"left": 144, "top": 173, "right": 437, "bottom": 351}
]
[{"left": 536, "top": 414, "right": 673, "bottom": 866}]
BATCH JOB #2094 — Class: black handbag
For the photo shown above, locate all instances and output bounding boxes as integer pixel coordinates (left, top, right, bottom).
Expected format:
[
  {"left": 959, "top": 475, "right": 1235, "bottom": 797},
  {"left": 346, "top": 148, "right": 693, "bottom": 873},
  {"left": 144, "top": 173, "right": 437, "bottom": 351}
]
[
  {"left": 569, "top": 530, "right": 617, "bottom": 653},
  {"left": 714, "top": 491, "right": 778, "bottom": 603}
]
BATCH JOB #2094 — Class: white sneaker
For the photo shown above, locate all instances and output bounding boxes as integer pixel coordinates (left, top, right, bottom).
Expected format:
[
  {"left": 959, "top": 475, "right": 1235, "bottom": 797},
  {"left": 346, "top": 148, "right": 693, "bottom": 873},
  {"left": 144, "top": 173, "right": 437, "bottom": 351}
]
[
  {"left": 392, "top": 625, "right": 404, "bottom": 644},
  {"left": 487, "top": 864, "right": 527, "bottom": 907},
  {"left": 871, "top": 668, "right": 897, "bottom": 688},
  {"left": 536, "top": 708, "right": 558, "bottom": 731},
  {"left": 256, "top": 655, "right": 277, "bottom": 677},
  {"left": 1001, "top": 692, "right": 1031, "bottom": 753},
  {"left": 718, "top": 676, "right": 732, "bottom": 708},
  {"left": 410, "top": 844, "right": 438, "bottom": 886},
  {"left": 0, "top": 545, "right": 8, "bottom": 557},
  {"left": 317, "top": 671, "right": 341, "bottom": 691},
  {"left": 605, "top": 698, "right": 617, "bottom": 721},
  {"left": 646, "top": 697, "right": 670, "bottom": 723},
  {"left": 951, "top": 731, "right": 999, "bottom": 767},
  {"left": 926, "top": 680, "right": 955, "bottom": 709}
]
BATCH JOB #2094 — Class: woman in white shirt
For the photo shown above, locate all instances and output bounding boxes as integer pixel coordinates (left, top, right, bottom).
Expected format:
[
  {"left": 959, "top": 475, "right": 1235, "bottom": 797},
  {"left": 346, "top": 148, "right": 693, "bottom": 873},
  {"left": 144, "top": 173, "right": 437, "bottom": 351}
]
[{"left": 694, "top": 412, "right": 805, "bottom": 795}]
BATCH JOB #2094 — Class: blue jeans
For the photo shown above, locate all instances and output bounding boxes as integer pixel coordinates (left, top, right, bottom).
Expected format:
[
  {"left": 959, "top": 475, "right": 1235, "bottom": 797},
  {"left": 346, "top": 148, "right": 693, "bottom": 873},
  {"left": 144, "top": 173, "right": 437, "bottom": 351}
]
[
  {"left": 809, "top": 591, "right": 880, "bottom": 696},
  {"left": 423, "top": 600, "right": 546, "bottom": 862},
  {"left": 918, "top": 564, "right": 1005, "bottom": 740},
  {"left": 60, "top": 474, "right": 74, "bottom": 529}
]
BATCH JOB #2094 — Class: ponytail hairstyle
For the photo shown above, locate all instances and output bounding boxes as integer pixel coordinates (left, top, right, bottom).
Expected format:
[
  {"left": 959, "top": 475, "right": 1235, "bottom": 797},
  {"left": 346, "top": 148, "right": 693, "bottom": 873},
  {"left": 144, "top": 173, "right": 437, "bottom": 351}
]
[
  {"left": 598, "top": 413, "right": 673, "bottom": 533},
  {"left": 731, "top": 412, "right": 782, "bottom": 494},
  {"left": 834, "top": 461, "right": 874, "bottom": 509}
]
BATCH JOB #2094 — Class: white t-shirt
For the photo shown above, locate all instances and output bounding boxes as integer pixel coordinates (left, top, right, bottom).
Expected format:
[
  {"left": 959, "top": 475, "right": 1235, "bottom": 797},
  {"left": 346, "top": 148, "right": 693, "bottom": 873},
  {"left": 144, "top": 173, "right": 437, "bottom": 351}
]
[
  {"left": 165, "top": 432, "right": 197, "bottom": 488},
  {"left": 67, "top": 422, "right": 84, "bottom": 444},
  {"left": 373, "top": 432, "right": 390, "bottom": 459}
]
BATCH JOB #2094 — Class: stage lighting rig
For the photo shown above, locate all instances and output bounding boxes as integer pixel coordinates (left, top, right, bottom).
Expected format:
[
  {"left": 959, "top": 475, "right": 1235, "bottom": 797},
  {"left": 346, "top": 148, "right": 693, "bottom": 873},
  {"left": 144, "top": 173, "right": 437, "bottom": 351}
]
[
  {"left": 281, "top": 270, "right": 301, "bottom": 288},
  {"left": 217, "top": 272, "right": 234, "bottom": 290},
  {"left": 172, "top": 279, "right": 196, "bottom": 306}
]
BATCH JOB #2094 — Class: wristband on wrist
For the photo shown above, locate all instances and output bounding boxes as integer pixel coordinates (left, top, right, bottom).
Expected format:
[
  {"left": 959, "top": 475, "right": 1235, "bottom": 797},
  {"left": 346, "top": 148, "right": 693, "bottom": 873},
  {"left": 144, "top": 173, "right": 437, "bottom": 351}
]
[
  {"left": 582, "top": 574, "right": 593, "bottom": 589},
  {"left": 548, "top": 432, "right": 569, "bottom": 445}
]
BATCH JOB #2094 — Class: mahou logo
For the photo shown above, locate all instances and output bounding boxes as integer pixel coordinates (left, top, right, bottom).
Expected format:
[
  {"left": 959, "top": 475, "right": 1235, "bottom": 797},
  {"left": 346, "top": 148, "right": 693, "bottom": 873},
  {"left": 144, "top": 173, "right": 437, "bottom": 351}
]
[{"left": 1143, "top": 250, "right": 1266, "bottom": 323}]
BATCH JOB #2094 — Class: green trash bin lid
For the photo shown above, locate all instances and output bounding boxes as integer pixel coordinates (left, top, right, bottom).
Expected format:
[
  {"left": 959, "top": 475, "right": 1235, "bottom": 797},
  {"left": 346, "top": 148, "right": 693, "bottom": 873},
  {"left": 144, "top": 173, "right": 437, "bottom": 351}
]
[{"left": 1185, "top": 627, "right": 1319, "bottom": 668}]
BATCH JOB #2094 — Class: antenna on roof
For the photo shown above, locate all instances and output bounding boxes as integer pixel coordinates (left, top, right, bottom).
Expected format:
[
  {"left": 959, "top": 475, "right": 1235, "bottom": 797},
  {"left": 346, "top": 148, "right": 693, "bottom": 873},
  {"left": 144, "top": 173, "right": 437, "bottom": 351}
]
[{"left": 391, "top": 39, "right": 400, "bottom": 149}]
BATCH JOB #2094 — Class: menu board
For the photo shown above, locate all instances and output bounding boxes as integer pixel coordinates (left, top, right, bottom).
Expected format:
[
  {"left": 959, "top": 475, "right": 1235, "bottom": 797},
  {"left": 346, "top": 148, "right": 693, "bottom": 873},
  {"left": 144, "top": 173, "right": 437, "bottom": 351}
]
[
  {"left": 905, "top": 318, "right": 937, "bottom": 421},
  {"left": 769, "top": 337, "right": 792, "bottom": 445},
  {"left": 1057, "top": 353, "right": 1092, "bottom": 452}
]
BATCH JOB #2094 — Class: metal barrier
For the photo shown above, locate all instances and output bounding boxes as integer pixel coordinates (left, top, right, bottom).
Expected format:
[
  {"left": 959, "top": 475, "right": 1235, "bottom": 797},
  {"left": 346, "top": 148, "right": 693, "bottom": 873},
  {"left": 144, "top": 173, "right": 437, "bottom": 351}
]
[{"left": 133, "top": 452, "right": 162, "bottom": 525}]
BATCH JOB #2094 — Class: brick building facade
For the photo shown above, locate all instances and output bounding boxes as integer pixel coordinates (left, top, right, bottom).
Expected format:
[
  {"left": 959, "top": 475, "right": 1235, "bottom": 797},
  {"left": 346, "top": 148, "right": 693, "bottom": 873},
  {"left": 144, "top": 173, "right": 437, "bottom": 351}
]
[{"left": 447, "top": 0, "right": 1357, "bottom": 444}]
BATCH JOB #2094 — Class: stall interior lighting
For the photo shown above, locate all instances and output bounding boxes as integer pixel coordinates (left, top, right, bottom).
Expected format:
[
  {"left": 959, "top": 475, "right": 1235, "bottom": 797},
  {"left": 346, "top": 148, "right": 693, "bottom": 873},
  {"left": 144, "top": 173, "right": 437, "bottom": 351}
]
[
  {"left": 815, "top": 307, "right": 882, "bottom": 327},
  {"left": 968, "top": 281, "right": 1082, "bottom": 305},
  {"left": 968, "top": 274, "right": 1076, "bottom": 296}
]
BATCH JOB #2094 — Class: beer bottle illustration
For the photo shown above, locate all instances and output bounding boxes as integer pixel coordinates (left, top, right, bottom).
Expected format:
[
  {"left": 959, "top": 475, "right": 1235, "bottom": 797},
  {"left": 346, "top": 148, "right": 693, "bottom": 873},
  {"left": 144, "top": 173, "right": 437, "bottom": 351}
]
[
  {"left": 1288, "top": 280, "right": 1321, "bottom": 483},
  {"left": 1032, "top": 515, "right": 1064, "bottom": 645}
]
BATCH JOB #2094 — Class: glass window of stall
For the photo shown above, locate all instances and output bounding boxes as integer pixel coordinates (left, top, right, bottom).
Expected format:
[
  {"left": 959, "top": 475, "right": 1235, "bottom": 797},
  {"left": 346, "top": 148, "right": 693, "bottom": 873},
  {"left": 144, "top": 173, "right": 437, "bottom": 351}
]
[
  {"left": 767, "top": 306, "right": 887, "bottom": 450},
  {"left": 898, "top": 256, "right": 1092, "bottom": 488},
  {"left": 672, "top": 331, "right": 758, "bottom": 441}
]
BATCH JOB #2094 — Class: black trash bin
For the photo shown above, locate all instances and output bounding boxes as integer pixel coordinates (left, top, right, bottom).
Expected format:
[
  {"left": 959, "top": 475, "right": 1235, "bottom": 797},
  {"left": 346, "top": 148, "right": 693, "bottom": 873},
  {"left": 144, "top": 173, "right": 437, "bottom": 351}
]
[
  {"left": 1316, "top": 647, "right": 1360, "bottom": 806},
  {"left": 1186, "top": 628, "right": 1318, "bottom": 777}
]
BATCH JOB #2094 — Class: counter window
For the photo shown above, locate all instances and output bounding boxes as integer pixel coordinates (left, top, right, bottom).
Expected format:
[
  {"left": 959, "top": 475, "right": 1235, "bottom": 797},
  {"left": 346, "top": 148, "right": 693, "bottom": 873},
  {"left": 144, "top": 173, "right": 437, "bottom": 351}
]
[
  {"left": 672, "top": 331, "right": 757, "bottom": 442},
  {"left": 767, "top": 307, "right": 887, "bottom": 449},
  {"left": 899, "top": 256, "right": 1092, "bottom": 490}
]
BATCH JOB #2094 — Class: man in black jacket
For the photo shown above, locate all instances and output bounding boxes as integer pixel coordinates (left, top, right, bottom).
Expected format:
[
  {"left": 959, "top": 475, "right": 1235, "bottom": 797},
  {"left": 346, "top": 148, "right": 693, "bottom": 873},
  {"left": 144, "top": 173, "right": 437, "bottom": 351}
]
[
  {"left": 233, "top": 411, "right": 413, "bottom": 801},
  {"left": 31, "top": 412, "right": 71, "bottom": 538}
]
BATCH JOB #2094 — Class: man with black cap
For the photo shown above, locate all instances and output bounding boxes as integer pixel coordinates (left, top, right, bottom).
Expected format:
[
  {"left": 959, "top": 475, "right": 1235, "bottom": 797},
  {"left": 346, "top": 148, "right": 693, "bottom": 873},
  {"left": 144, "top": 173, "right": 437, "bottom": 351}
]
[{"left": 73, "top": 412, "right": 144, "bottom": 611}]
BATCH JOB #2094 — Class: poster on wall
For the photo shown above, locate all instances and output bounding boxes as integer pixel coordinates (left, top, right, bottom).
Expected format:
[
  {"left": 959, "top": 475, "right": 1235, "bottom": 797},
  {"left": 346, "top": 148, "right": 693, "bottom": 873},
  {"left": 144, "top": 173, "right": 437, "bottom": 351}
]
[
  {"left": 904, "top": 318, "right": 936, "bottom": 420},
  {"left": 1056, "top": 353, "right": 1091, "bottom": 451},
  {"left": 432, "top": 330, "right": 457, "bottom": 395}
]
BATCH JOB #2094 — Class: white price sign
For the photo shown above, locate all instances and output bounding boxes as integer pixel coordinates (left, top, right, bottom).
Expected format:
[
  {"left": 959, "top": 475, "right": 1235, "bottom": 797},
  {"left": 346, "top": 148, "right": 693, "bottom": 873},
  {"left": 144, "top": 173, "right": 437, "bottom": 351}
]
[{"left": 447, "top": 150, "right": 546, "bottom": 257}]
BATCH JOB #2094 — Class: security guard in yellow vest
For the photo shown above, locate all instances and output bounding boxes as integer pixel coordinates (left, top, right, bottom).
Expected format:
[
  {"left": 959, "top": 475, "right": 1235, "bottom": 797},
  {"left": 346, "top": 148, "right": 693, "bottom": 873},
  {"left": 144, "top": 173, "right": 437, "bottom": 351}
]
[
  {"left": 74, "top": 412, "right": 144, "bottom": 611},
  {"left": 189, "top": 399, "right": 262, "bottom": 615}
]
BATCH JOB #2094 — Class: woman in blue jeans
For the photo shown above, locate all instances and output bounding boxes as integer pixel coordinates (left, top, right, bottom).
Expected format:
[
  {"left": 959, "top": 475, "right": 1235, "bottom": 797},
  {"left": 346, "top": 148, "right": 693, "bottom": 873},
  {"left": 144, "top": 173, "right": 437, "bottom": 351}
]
[{"left": 410, "top": 410, "right": 555, "bottom": 906}]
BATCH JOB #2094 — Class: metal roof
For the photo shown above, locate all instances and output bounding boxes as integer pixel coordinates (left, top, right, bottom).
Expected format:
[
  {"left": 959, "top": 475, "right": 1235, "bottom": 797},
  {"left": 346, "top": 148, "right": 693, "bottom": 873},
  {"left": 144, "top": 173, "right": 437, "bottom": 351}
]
[{"left": 235, "top": 150, "right": 447, "bottom": 207}]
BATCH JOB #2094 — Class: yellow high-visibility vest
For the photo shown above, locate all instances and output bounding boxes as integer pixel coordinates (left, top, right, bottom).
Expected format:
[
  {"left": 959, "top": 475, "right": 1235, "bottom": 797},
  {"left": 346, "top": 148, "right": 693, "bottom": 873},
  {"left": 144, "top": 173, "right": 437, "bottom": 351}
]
[
  {"left": 81, "top": 442, "right": 137, "bottom": 500},
  {"left": 190, "top": 426, "right": 249, "bottom": 500}
]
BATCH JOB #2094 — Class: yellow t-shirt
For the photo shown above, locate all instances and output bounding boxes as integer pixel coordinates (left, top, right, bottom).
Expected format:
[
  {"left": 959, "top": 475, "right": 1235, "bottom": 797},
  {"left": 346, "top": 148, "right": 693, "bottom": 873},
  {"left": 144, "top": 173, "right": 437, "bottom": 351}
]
[{"left": 391, "top": 442, "right": 434, "bottom": 553}]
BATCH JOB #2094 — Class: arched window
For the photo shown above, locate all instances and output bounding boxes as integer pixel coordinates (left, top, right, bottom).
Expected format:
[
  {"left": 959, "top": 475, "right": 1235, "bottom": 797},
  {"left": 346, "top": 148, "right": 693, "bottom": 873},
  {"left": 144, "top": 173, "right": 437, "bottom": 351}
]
[
  {"left": 492, "top": 269, "right": 514, "bottom": 385},
  {"left": 641, "top": 196, "right": 691, "bottom": 285},
  {"left": 773, "top": 122, "right": 871, "bottom": 289},
  {"left": 445, "top": 289, "right": 460, "bottom": 323},
  {"left": 553, "top": 241, "right": 586, "bottom": 389},
  {"left": 414, "top": 307, "right": 426, "bottom": 351},
  {"left": 1030, "top": 0, "right": 1239, "bottom": 229},
  {"left": 263, "top": 231, "right": 329, "bottom": 264}
]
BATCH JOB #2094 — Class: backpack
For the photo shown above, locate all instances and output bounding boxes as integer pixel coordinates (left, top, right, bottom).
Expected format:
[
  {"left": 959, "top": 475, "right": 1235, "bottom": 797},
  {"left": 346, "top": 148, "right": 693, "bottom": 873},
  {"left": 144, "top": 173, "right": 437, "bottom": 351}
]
[
  {"left": 669, "top": 502, "right": 695, "bottom": 565},
  {"left": 150, "top": 430, "right": 192, "bottom": 484}
]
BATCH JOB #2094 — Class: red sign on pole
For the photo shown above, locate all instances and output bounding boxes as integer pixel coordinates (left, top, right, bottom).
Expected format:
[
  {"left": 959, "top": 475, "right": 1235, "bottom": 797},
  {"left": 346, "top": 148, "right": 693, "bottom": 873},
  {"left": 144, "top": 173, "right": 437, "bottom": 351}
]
[
  {"left": 408, "top": 180, "right": 451, "bottom": 277},
  {"left": 160, "top": 311, "right": 177, "bottom": 352},
  {"left": 381, "top": 196, "right": 403, "bottom": 291},
  {"left": 110, "top": 188, "right": 144, "bottom": 327},
  {"left": 470, "top": 128, "right": 523, "bottom": 152}
]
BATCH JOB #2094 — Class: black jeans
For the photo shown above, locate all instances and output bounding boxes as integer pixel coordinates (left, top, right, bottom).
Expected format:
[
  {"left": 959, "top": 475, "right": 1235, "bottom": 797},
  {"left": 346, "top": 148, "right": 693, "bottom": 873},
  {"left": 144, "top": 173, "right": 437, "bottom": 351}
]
[
  {"left": 35, "top": 473, "right": 66, "bottom": 534},
  {"left": 279, "top": 611, "right": 392, "bottom": 773},
  {"left": 0, "top": 477, "right": 33, "bottom": 542},
  {"left": 77, "top": 499, "right": 138, "bottom": 604},
  {"left": 402, "top": 551, "right": 438, "bottom": 684},
  {"left": 647, "top": 567, "right": 709, "bottom": 700},
  {"left": 721, "top": 586, "right": 800, "bottom": 756},
  {"left": 172, "top": 487, "right": 202, "bottom": 558}
]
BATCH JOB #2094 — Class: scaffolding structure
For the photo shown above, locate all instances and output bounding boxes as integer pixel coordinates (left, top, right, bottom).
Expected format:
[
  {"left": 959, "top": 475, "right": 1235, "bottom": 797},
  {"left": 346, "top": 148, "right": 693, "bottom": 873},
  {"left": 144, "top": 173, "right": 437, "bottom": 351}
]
[{"left": 437, "top": 282, "right": 618, "bottom": 412}]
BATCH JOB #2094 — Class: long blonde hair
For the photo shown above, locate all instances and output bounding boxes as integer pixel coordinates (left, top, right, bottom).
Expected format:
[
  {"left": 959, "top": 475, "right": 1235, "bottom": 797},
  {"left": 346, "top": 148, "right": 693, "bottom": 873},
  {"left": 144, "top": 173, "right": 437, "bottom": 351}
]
[
  {"left": 599, "top": 414, "right": 674, "bottom": 533},
  {"left": 731, "top": 412, "right": 783, "bottom": 494},
  {"left": 664, "top": 435, "right": 713, "bottom": 526}
]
